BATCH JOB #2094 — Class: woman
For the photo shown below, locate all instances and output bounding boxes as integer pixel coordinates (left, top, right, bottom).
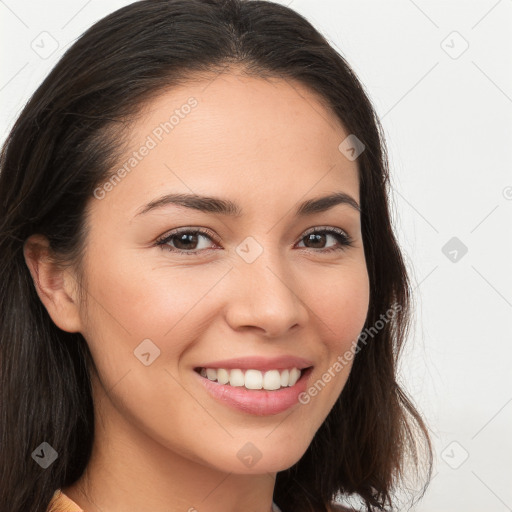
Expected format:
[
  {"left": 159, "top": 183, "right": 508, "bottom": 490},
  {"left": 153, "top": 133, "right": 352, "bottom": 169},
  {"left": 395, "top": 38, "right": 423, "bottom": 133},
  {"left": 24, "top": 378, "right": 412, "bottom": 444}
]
[{"left": 0, "top": 1, "right": 433, "bottom": 511}]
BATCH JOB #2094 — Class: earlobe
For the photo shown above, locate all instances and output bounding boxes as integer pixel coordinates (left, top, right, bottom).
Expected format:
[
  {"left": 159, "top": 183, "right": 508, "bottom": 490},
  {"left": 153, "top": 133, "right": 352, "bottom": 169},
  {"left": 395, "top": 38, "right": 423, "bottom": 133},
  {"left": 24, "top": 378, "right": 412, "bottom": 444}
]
[{"left": 22, "top": 234, "right": 83, "bottom": 333}]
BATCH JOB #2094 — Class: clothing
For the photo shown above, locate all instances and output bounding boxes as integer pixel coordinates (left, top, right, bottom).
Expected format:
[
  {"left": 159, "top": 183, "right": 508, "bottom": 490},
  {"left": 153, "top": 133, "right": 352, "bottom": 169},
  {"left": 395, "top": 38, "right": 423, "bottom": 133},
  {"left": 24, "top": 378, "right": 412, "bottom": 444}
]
[
  {"left": 47, "top": 489, "right": 283, "bottom": 512},
  {"left": 47, "top": 490, "right": 83, "bottom": 512}
]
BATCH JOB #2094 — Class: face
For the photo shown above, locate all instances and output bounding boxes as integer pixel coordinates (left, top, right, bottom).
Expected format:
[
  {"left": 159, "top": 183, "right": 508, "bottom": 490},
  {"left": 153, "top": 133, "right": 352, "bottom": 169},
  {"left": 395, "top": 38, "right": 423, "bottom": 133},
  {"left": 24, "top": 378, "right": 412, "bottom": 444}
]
[{"left": 73, "top": 70, "right": 370, "bottom": 475}]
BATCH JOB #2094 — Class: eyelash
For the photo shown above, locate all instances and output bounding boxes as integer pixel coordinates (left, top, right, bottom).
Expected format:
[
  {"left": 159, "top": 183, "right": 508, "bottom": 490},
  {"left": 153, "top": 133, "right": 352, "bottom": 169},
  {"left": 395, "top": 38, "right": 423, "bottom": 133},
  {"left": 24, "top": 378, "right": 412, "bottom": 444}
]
[{"left": 155, "top": 226, "right": 354, "bottom": 256}]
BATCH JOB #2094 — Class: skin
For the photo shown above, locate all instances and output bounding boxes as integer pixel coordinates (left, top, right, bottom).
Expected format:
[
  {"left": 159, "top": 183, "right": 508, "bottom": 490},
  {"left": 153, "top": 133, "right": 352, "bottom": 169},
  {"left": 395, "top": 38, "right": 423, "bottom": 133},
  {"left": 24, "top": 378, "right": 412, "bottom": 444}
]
[{"left": 24, "top": 69, "right": 369, "bottom": 512}]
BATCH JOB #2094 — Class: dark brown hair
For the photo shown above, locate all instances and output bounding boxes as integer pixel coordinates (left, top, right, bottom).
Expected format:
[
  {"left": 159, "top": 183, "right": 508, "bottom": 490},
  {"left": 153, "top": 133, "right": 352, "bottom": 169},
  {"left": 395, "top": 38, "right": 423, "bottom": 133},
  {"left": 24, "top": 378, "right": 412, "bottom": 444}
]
[{"left": 0, "top": 1, "right": 433, "bottom": 511}]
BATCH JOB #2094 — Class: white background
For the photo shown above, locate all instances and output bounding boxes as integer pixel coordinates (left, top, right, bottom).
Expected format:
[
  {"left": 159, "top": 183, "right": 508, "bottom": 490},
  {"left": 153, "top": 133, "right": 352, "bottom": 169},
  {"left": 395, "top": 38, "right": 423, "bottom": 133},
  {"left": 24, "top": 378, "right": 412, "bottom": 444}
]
[{"left": 1, "top": 1, "right": 511, "bottom": 510}]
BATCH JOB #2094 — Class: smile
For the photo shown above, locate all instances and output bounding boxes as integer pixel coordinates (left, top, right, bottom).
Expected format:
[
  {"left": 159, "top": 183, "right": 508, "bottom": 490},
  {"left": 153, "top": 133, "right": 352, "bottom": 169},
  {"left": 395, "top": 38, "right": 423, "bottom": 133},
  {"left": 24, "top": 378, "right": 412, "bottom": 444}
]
[
  {"left": 195, "top": 367, "right": 303, "bottom": 390},
  {"left": 193, "top": 366, "right": 314, "bottom": 416}
]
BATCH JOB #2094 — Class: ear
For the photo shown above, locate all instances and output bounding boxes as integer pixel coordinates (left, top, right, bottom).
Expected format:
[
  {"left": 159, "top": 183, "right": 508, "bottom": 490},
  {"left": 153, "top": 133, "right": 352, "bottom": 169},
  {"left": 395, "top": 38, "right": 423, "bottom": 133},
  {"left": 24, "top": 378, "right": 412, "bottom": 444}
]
[{"left": 23, "top": 234, "right": 83, "bottom": 333}]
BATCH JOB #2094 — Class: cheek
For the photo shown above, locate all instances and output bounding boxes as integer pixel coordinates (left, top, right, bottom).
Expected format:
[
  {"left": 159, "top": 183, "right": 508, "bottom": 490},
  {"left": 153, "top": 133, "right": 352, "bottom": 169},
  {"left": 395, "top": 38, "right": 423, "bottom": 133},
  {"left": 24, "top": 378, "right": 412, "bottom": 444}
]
[
  {"left": 306, "top": 262, "right": 370, "bottom": 349},
  {"left": 288, "top": 264, "right": 369, "bottom": 437},
  {"left": 77, "top": 248, "right": 204, "bottom": 394},
  {"left": 82, "top": 246, "right": 209, "bottom": 339}
]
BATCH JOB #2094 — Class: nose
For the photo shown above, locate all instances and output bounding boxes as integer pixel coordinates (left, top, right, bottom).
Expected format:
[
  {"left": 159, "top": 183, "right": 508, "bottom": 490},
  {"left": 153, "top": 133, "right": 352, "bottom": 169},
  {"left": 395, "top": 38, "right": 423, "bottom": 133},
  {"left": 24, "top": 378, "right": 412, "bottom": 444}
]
[{"left": 224, "top": 245, "right": 309, "bottom": 338}]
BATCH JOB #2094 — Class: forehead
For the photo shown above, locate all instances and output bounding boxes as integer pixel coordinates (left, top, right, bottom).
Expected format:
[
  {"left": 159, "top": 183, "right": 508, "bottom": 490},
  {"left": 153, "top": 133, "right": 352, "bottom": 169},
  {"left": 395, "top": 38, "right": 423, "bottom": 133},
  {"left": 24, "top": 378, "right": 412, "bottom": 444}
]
[{"left": 96, "top": 70, "right": 360, "bottom": 219}]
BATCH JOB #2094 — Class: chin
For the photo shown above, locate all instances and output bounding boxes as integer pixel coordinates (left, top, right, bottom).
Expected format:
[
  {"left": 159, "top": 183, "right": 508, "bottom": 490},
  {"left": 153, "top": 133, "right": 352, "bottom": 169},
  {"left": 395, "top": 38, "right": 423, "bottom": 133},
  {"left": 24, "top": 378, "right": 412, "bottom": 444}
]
[{"left": 207, "top": 436, "right": 312, "bottom": 475}]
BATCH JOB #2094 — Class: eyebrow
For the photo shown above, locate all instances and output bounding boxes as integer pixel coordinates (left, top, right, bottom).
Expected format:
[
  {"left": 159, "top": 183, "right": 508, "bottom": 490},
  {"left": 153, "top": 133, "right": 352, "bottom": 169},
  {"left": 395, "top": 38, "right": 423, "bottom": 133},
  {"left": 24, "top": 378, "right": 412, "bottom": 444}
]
[{"left": 134, "top": 191, "right": 361, "bottom": 218}]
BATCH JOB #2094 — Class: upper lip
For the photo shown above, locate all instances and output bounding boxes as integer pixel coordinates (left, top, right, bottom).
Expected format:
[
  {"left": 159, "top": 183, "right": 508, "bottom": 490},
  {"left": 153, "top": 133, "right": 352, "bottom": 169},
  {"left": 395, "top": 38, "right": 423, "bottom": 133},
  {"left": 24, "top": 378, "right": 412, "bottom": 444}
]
[{"left": 194, "top": 355, "right": 314, "bottom": 372}]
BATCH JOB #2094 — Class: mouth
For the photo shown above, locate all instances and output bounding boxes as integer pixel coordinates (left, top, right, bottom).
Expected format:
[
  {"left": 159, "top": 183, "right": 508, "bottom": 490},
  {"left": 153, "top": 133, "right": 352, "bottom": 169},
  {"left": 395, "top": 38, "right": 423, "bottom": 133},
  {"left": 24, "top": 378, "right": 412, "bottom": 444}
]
[
  {"left": 193, "top": 366, "right": 314, "bottom": 391},
  {"left": 193, "top": 365, "right": 314, "bottom": 416}
]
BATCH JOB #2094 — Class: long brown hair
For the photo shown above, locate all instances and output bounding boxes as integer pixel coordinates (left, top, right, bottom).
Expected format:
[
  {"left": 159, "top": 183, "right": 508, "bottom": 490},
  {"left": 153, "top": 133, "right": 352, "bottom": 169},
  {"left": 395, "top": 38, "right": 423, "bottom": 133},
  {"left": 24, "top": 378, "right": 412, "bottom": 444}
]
[{"left": 0, "top": 1, "right": 433, "bottom": 510}]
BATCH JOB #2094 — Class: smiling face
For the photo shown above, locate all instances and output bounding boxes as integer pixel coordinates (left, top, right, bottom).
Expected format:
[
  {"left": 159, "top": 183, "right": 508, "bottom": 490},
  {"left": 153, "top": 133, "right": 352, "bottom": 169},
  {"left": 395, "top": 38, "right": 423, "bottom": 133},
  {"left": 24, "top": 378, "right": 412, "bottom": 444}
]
[{"left": 71, "top": 69, "right": 370, "bottom": 480}]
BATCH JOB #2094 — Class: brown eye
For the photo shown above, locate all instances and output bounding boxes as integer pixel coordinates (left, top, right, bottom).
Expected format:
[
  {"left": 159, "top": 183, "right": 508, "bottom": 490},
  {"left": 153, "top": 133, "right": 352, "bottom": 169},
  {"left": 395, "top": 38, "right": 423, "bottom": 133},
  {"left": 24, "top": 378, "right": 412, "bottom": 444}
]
[
  {"left": 297, "top": 227, "right": 353, "bottom": 253},
  {"left": 156, "top": 228, "right": 217, "bottom": 256}
]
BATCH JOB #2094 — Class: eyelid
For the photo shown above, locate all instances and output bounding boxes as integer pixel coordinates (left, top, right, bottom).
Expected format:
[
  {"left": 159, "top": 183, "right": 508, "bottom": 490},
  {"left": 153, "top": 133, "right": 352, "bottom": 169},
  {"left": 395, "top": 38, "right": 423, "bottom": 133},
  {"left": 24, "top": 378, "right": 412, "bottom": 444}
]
[{"left": 164, "top": 226, "right": 219, "bottom": 242}]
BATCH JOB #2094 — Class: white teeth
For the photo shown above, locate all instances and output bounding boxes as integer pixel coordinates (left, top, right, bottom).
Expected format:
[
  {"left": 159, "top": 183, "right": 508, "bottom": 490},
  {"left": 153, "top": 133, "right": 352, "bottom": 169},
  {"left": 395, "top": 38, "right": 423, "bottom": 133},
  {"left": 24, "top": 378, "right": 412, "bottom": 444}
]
[
  {"left": 263, "top": 370, "right": 282, "bottom": 390},
  {"left": 244, "top": 369, "right": 263, "bottom": 389},
  {"left": 217, "top": 368, "right": 230, "bottom": 385},
  {"left": 288, "top": 367, "right": 301, "bottom": 386},
  {"left": 229, "top": 368, "right": 245, "bottom": 387},
  {"left": 198, "top": 367, "right": 304, "bottom": 390}
]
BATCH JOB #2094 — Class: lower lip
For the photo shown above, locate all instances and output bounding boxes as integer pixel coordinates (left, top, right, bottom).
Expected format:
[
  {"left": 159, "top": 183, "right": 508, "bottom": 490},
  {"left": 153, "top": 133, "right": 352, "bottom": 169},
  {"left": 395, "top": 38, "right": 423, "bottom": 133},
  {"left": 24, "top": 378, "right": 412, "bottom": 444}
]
[{"left": 194, "top": 367, "right": 313, "bottom": 416}]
